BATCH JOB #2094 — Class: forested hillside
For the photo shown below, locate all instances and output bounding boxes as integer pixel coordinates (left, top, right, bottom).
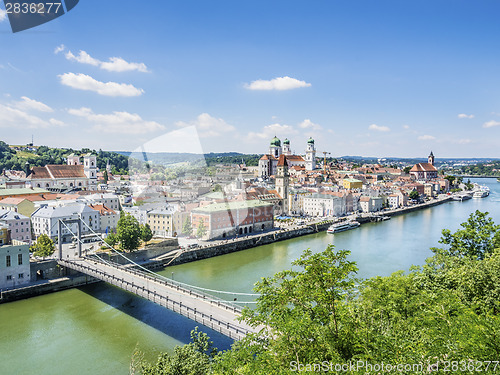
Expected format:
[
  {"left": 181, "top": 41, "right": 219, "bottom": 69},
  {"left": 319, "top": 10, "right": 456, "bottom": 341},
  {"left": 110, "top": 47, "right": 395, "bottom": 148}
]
[{"left": 0, "top": 141, "right": 128, "bottom": 174}]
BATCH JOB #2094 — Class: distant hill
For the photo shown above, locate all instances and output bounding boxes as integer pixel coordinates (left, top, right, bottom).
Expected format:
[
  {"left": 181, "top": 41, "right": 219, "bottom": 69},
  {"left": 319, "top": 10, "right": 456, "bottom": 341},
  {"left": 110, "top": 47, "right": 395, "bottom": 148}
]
[
  {"left": 116, "top": 151, "right": 262, "bottom": 167},
  {"left": 0, "top": 140, "right": 129, "bottom": 175}
]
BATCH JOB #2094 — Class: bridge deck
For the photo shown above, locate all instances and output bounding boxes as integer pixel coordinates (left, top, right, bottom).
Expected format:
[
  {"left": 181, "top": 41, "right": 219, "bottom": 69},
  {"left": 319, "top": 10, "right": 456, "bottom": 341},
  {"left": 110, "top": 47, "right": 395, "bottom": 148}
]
[{"left": 58, "top": 258, "right": 259, "bottom": 340}]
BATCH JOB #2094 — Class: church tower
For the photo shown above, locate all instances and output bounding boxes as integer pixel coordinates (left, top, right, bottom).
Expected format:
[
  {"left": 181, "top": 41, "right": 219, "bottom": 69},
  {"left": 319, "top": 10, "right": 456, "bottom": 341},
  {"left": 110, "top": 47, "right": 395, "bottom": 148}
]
[
  {"left": 269, "top": 136, "right": 282, "bottom": 159},
  {"left": 283, "top": 138, "right": 291, "bottom": 155},
  {"left": 276, "top": 155, "right": 289, "bottom": 215},
  {"left": 83, "top": 154, "right": 98, "bottom": 189},
  {"left": 305, "top": 137, "right": 316, "bottom": 171},
  {"left": 428, "top": 151, "right": 435, "bottom": 166}
]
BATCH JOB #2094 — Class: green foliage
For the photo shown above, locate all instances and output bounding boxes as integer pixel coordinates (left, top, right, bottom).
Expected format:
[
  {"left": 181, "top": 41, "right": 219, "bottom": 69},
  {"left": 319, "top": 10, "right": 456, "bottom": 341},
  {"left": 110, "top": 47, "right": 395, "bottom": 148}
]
[
  {"left": 141, "top": 223, "right": 153, "bottom": 244},
  {"left": 104, "top": 232, "right": 118, "bottom": 248},
  {"left": 133, "top": 328, "right": 216, "bottom": 375},
  {"left": 403, "top": 166, "right": 411, "bottom": 174},
  {"left": 30, "top": 234, "right": 55, "bottom": 258},
  {"left": 238, "top": 246, "right": 359, "bottom": 369},
  {"left": 116, "top": 212, "right": 141, "bottom": 252},
  {"left": 0, "top": 140, "right": 128, "bottom": 174},
  {"left": 196, "top": 221, "right": 207, "bottom": 238},
  {"left": 432, "top": 210, "right": 500, "bottom": 259},
  {"left": 182, "top": 217, "right": 193, "bottom": 236},
  {"left": 409, "top": 190, "right": 419, "bottom": 200}
]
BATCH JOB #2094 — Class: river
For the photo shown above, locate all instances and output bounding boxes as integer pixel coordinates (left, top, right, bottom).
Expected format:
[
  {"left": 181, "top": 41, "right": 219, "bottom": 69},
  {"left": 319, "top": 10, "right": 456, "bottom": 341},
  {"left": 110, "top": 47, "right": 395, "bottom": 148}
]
[{"left": 1, "top": 178, "right": 499, "bottom": 374}]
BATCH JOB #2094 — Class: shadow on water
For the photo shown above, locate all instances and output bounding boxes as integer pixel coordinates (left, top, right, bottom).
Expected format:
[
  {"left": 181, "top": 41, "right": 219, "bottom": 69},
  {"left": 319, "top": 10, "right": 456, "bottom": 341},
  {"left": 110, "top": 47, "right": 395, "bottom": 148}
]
[{"left": 76, "top": 281, "right": 234, "bottom": 351}]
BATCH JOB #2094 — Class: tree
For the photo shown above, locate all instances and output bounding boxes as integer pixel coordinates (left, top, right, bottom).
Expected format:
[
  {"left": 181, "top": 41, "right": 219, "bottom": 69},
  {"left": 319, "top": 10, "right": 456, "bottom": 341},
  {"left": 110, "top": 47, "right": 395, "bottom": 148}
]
[
  {"left": 444, "top": 175, "right": 456, "bottom": 186},
  {"left": 196, "top": 221, "right": 207, "bottom": 239},
  {"left": 409, "top": 190, "right": 419, "bottom": 200},
  {"left": 432, "top": 210, "right": 500, "bottom": 260},
  {"left": 104, "top": 232, "right": 118, "bottom": 248},
  {"left": 30, "top": 234, "right": 55, "bottom": 259},
  {"left": 141, "top": 223, "right": 153, "bottom": 244},
  {"left": 103, "top": 170, "right": 108, "bottom": 184},
  {"left": 116, "top": 212, "right": 141, "bottom": 252},
  {"left": 132, "top": 327, "right": 216, "bottom": 375},
  {"left": 240, "top": 246, "right": 359, "bottom": 366},
  {"left": 403, "top": 166, "right": 411, "bottom": 174},
  {"left": 182, "top": 217, "right": 193, "bottom": 236}
]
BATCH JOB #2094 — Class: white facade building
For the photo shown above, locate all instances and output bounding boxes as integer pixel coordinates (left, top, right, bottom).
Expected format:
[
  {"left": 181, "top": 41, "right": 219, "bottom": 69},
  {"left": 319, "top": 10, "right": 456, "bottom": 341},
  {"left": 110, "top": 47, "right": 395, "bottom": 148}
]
[
  {"left": 31, "top": 203, "right": 101, "bottom": 243},
  {"left": 0, "top": 209, "right": 31, "bottom": 244},
  {"left": 303, "top": 194, "right": 346, "bottom": 217},
  {"left": 0, "top": 242, "right": 31, "bottom": 289}
]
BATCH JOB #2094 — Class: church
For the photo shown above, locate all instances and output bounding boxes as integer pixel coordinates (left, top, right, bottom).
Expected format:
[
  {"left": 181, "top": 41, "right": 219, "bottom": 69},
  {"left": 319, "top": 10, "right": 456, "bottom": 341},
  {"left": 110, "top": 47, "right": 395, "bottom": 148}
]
[
  {"left": 258, "top": 137, "right": 317, "bottom": 179},
  {"left": 410, "top": 151, "right": 438, "bottom": 180},
  {"left": 28, "top": 153, "right": 98, "bottom": 190}
]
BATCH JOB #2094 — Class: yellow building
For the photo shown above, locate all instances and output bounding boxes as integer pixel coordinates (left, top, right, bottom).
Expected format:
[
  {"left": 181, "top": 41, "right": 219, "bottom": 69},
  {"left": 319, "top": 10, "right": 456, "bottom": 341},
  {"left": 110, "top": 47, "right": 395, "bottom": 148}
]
[
  {"left": 342, "top": 178, "right": 363, "bottom": 190},
  {"left": 147, "top": 209, "right": 174, "bottom": 238},
  {"left": 0, "top": 223, "right": 10, "bottom": 245}
]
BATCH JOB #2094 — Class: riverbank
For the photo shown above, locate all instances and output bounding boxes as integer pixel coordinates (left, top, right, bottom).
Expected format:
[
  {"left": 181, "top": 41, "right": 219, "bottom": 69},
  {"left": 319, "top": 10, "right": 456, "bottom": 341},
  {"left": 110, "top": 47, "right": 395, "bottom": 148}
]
[
  {"left": 146, "top": 195, "right": 453, "bottom": 269},
  {"left": 0, "top": 195, "right": 453, "bottom": 303}
]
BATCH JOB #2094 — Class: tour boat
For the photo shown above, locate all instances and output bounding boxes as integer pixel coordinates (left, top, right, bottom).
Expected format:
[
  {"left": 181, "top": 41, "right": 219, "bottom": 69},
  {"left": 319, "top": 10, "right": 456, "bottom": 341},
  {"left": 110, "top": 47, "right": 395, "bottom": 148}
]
[
  {"left": 327, "top": 220, "right": 360, "bottom": 234},
  {"left": 473, "top": 189, "right": 489, "bottom": 198}
]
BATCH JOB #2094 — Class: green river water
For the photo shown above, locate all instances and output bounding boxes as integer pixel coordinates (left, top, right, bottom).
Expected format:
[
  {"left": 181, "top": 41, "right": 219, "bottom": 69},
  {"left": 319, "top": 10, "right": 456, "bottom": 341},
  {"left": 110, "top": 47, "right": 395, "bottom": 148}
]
[{"left": 1, "top": 178, "right": 499, "bottom": 374}]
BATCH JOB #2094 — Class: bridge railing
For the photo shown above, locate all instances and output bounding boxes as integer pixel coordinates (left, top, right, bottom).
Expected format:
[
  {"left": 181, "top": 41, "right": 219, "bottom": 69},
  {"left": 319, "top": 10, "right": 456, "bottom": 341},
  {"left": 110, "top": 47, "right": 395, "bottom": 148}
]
[
  {"left": 58, "top": 259, "right": 253, "bottom": 340},
  {"left": 82, "top": 255, "right": 244, "bottom": 314}
]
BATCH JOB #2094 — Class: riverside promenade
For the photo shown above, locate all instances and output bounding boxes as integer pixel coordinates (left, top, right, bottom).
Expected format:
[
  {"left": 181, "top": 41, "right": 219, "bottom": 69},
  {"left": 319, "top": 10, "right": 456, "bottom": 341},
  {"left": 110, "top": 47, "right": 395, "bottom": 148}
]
[{"left": 148, "top": 195, "right": 454, "bottom": 268}]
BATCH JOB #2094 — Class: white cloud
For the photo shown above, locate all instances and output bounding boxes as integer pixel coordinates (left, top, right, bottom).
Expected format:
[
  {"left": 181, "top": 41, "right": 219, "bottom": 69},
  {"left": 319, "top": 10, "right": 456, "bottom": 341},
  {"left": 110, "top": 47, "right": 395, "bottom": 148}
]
[
  {"left": 54, "top": 44, "right": 66, "bottom": 54},
  {"left": 458, "top": 113, "right": 474, "bottom": 119},
  {"left": 68, "top": 107, "right": 165, "bottom": 134},
  {"left": 100, "top": 57, "right": 149, "bottom": 73},
  {"left": 403, "top": 125, "right": 410, "bottom": 129},
  {"left": 368, "top": 124, "right": 390, "bottom": 132},
  {"left": 247, "top": 123, "right": 297, "bottom": 140},
  {"left": 14, "top": 96, "right": 53, "bottom": 113},
  {"left": 245, "top": 76, "right": 311, "bottom": 91},
  {"left": 483, "top": 120, "right": 500, "bottom": 128},
  {"left": 299, "top": 119, "right": 322, "bottom": 130},
  {"left": 58, "top": 73, "right": 144, "bottom": 97},
  {"left": 62, "top": 48, "right": 149, "bottom": 73},
  {"left": 418, "top": 135, "right": 436, "bottom": 141},
  {"left": 0, "top": 8, "right": 7, "bottom": 22},
  {"left": 65, "top": 50, "right": 100, "bottom": 66},
  {"left": 0, "top": 96, "right": 64, "bottom": 128},
  {"left": 176, "top": 113, "right": 235, "bottom": 138}
]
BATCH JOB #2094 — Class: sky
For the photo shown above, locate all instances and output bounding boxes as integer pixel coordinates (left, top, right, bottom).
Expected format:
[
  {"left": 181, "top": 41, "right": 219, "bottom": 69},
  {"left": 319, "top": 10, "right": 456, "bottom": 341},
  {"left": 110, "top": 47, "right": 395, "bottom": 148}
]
[{"left": 1, "top": 0, "right": 500, "bottom": 158}]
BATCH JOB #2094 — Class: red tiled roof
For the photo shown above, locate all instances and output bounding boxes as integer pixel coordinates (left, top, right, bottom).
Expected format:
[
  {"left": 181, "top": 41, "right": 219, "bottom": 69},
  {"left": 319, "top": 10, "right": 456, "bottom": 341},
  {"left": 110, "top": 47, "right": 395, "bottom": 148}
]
[
  {"left": 285, "top": 155, "right": 305, "bottom": 161},
  {"left": 30, "top": 165, "right": 86, "bottom": 179},
  {"left": 89, "top": 204, "right": 116, "bottom": 215},
  {"left": 277, "top": 154, "right": 288, "bottom": 167},
  {"left": 410, "top": 163, "right": 437, "bottom": 172},
  {"left": 0, "top": 197, "right": 27, "bottom": 205}
]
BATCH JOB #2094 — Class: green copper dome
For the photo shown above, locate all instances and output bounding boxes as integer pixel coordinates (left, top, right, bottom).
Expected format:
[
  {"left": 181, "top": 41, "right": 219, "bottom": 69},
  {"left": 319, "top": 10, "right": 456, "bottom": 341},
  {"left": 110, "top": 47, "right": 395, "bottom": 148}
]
[
  {"left": 270, "top": 136, "right": 281, "bottom": 147},
  {"left": 283, "top": 138, "right": 290, "bottom": 145},
  {"left": 307, "top": 137, "right": 315, "bottom": 144}
]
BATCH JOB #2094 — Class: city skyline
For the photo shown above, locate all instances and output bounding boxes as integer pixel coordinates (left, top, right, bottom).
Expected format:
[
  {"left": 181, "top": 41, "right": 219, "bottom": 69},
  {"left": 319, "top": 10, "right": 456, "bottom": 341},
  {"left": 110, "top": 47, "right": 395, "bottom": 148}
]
[{"left": 1, "top": 1, "right": 500, "bottom": 157}]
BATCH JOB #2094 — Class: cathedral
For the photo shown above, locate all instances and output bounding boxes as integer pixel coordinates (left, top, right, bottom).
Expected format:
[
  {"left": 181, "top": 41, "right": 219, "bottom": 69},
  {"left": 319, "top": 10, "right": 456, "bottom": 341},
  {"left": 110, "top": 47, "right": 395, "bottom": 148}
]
[{"left": 258, "top": 137, "right": 316, "bottom": 179}]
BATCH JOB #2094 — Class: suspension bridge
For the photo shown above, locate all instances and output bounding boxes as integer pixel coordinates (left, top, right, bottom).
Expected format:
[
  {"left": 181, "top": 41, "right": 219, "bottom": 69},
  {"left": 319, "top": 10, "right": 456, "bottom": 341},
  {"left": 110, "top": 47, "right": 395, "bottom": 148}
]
[{"left": 55, "top": 218, "right": 261, "bottom": 341}]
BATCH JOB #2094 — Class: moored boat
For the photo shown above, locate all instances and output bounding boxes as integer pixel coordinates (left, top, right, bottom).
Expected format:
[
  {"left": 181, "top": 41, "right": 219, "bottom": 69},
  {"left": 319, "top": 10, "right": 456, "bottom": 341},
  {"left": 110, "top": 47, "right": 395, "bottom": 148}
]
[{"left": 327, "top": 220, "right": 360, "bottom": 234}]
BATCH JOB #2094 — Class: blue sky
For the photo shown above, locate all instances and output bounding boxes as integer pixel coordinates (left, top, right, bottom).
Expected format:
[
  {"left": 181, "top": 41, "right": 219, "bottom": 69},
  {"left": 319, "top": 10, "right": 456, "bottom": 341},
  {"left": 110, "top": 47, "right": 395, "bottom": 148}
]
[{"left": 1, "top": 0, "right": 500, "bottom": 158}]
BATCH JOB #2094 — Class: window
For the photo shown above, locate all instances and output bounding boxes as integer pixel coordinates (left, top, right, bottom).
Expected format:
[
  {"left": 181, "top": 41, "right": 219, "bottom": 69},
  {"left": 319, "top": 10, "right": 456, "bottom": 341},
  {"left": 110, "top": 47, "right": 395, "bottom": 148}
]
[
  {"left": 6, "top": 255, "right": 11, "bottom": 267},
  {"left": 18, "top": 254, "right": 23, "bottom": 265},
  {"left": 18, "top": 273, "right": 24, "bottom": 279},
  {"left": 6, "top": 275, "right": 12, "bottom": 281}
]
